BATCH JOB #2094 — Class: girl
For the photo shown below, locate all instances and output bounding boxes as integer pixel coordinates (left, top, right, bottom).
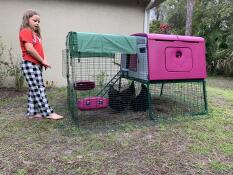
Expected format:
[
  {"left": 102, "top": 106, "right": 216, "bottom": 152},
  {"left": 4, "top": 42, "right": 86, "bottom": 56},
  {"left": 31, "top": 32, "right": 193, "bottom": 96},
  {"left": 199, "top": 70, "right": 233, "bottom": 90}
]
[{"left": 19, "top": 9, "right": 63, "bottom": 120}]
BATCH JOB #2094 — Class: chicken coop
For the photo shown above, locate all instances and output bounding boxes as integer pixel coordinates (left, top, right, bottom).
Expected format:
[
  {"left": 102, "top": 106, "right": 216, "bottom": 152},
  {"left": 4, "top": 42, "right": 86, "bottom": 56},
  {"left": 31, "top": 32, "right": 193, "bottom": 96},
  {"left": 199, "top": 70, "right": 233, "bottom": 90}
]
[{"left": 63, "top": 32, "right": 208, "bottom": 125}]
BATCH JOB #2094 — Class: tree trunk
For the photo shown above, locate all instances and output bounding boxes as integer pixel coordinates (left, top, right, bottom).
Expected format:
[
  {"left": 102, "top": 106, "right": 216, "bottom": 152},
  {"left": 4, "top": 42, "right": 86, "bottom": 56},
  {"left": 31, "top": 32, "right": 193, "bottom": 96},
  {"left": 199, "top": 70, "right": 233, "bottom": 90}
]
[
  {"left": 154, "top": 0, "right": 167, "bottom": 20},
  {"left": 155, "top": 6, "right": 160, "bottom": 20},
  {"left": 185, "top": 0, "right": 195, "bottom": 35}
]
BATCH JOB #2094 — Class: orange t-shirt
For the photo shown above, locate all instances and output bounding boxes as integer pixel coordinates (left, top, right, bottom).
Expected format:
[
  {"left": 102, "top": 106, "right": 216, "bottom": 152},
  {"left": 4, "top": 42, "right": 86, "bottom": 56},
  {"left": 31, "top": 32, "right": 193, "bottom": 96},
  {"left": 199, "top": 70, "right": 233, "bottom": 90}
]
[{"left": 19, "top": 28, "right": 44, "bottom": 65}]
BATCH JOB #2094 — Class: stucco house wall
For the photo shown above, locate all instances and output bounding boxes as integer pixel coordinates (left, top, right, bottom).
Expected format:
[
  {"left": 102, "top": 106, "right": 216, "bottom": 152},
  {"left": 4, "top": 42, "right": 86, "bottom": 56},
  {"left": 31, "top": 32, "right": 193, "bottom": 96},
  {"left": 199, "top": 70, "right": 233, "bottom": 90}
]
[{"left": 0, "top": 0, "right": 150, "bottom": 87}]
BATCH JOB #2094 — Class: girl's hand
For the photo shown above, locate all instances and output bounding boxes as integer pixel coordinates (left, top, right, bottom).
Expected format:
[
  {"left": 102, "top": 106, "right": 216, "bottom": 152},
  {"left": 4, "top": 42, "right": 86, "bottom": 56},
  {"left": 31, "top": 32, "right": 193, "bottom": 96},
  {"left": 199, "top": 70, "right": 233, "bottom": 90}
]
[{"left": 42, "top": 60, "right": 51, "bottom": 69}]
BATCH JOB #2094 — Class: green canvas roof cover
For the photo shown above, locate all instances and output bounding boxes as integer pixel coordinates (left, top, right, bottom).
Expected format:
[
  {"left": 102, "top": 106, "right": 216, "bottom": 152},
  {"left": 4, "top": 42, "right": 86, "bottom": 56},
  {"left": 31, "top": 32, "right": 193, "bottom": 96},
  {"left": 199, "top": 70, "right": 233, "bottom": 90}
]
[{"left": 66, "top": 32, "right": 137, "bottom": 58}]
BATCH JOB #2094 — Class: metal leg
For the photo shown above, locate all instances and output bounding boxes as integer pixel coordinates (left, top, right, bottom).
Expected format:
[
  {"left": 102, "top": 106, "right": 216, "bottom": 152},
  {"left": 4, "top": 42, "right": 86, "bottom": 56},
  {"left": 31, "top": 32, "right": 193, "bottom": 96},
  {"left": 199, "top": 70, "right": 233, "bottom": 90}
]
[
  {"left": 160, "top": 83, "right": 164, "bottom": 96},
  {"left": 70, "top": 87, "right": 79, "bottom": 126},
  {"left": 203, "top": 80, "right": 208, "bottom": 114},
  {"left": 147, "top": 83, "right": 155, "bottom": 120}
]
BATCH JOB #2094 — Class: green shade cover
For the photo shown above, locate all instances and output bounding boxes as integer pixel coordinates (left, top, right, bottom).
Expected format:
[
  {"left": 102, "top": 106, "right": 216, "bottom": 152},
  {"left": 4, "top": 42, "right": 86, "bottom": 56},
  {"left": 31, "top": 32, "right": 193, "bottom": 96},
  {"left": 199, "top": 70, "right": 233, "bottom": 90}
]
[{"left": 66, "top": 32, "right": 137, "bottom": 58}]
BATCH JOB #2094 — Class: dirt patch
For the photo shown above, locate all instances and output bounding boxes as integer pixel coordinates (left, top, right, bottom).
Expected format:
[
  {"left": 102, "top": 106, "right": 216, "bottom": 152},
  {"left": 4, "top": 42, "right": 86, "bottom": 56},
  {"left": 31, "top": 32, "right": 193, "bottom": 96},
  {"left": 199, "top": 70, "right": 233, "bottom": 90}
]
[
  {"left": 207, "top": 76, "right": 233, "bottom": 90},
  {"left": 0, "top": 87, "right": 27, "bottom": 100},
  {"left": 78, "top": 96, "right": 202, "bottom": 129}
]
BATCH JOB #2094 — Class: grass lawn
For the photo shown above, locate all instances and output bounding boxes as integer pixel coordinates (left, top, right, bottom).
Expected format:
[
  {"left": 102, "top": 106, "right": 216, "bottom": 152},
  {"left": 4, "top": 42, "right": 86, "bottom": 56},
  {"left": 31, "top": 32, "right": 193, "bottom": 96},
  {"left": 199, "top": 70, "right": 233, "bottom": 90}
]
[{"left": 0, "top": 76, "right": 233, "bottom": 175}]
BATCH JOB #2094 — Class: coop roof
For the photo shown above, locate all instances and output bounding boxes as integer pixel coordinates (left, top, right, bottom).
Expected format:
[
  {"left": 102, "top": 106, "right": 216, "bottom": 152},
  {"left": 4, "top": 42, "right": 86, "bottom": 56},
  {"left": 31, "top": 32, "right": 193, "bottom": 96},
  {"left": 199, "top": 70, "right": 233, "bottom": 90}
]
[
  {"left": 67, "top": 32, "right": 137, "bottom": 58},
  {"left": 134, "top": 33, "right": 205, "bottom": 42}
]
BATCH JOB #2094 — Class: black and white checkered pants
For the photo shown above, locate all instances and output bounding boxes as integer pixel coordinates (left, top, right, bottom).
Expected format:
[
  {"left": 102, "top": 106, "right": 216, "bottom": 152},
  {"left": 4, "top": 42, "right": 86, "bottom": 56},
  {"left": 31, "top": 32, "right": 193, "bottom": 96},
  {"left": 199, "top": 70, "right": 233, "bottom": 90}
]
[{"left": 21, "top": 60, "right": 54, "bottom": 117}]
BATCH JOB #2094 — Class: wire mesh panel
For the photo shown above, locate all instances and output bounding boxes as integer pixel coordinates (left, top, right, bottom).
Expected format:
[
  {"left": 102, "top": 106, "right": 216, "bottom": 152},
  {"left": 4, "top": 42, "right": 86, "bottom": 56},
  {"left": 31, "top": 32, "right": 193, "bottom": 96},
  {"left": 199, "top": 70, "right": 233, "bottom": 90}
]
[
  {"left": 121, "top": 36, "right": 148, "bottom": 81},
  {"left": 149, "top": 80, "right": 207, "bottom": 120},
  {"left": 62, "top": 49, "right": 67, "bottom": 78},
  {"left": 70, "top": 55, "right": 121, "bottom": 86}
]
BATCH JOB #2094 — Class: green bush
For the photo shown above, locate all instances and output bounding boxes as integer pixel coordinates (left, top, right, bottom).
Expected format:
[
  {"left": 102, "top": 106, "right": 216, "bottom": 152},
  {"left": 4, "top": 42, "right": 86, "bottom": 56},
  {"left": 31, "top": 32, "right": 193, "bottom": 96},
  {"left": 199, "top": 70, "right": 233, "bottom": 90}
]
[
  {"left": 149, "top": 0, "right": 233, "bottom": 76},
  {"left": 0, "top": 37, "right": 24, "bottom": 90}
]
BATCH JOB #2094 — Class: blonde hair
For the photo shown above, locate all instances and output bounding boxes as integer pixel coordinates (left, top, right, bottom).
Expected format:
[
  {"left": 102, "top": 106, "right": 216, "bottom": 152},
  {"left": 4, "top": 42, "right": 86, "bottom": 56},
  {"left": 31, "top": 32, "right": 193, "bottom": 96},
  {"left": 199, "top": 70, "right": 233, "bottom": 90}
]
[{"left": 20, "top": 9, "right": 41, "bottom": 38}]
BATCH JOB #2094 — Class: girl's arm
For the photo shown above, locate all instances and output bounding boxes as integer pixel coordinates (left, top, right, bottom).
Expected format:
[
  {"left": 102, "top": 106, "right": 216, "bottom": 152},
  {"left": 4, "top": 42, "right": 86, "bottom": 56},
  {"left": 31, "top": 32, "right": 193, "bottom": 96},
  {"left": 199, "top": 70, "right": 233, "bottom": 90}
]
[
  {"left": 43, "top": 51, "right": 47, "bottom": 62},
  {"left": 43, "top": 52, "right": 48, "bottom": 64},
  {"left": 25, "top": 42, "right": 51, "bottom": 68},
  {"left": 43, "top": 53, "right": 49, "bottom": 70}
]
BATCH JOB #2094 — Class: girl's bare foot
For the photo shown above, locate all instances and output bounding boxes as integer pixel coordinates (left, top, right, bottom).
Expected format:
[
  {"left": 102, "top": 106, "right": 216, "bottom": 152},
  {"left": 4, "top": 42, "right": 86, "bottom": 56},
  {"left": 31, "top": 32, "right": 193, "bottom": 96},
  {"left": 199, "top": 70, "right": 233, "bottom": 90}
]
[
  {"left": 27, "top": 114, "right": 42, "bottom": 119},
  {"left": 46, "top": 113, "right": 64, "bottom": 120}
]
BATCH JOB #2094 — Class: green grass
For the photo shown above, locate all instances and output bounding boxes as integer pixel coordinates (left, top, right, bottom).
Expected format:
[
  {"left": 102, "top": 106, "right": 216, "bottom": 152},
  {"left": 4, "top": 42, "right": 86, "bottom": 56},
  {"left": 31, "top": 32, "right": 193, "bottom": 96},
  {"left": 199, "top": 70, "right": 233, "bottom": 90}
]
[
  {"left": 208, "top": 86, "right": 233, "bottom": 101},
  {"left": 219, "top": 143, "right": 233, "bottom": 156},
  {"left": 209, "top": 161, "right": 233, "bottom": 173},
  {"left": 16, "top": 169, "right": 27, "bottom": 175},
  {"left": 0, "top": 76, "right": 233, "bottom": 174}
]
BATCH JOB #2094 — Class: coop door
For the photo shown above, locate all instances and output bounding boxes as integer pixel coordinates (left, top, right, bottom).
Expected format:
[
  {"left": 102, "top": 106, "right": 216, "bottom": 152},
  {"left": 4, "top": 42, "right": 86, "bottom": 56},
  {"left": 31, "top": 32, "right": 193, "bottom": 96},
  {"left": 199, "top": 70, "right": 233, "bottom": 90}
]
[
  {"left": 126, "top": 54, "right": 137, "bottom": 72},
  {"left": 165, "top": 47, "right": 193, "bottom": 72}
]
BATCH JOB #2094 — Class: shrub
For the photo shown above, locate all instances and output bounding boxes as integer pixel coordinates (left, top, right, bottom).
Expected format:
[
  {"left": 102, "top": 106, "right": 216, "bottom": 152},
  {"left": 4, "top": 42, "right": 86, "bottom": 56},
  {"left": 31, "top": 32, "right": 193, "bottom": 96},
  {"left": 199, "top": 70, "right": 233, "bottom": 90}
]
[{"left": 0, "top": 37, "right": 24, "bottom": 90}]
